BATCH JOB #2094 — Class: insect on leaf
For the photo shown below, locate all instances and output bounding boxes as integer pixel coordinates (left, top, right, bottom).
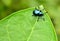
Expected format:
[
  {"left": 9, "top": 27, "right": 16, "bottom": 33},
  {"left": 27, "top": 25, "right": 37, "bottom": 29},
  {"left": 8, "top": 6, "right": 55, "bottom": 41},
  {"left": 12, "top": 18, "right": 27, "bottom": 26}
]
[{"left": 0, "top": 5, "right": 58, "bottom": 41}]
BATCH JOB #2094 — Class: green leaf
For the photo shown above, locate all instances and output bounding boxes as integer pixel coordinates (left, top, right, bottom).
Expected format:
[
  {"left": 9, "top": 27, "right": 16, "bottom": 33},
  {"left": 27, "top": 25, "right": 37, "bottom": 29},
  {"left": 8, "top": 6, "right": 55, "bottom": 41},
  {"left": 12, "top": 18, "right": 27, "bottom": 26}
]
[{"left": 0, "top": 6, "right": 58, "bottom": 41}]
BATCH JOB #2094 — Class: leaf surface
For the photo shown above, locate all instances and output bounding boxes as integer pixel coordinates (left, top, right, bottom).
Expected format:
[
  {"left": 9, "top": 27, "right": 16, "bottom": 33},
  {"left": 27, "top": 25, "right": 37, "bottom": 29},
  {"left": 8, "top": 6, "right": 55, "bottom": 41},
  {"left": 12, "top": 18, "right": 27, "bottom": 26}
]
[{"left": 0, "top": 7, "right": 58, "bottom": 41}]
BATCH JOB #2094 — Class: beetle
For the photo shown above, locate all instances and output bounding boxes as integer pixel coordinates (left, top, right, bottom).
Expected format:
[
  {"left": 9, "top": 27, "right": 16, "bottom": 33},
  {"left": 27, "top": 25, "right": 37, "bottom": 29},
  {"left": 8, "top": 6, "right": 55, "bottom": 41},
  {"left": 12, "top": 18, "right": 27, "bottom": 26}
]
[
  {"left": 33, "top": 9, "right": 43, "bottom": 16},
  {"left": 33, "top": 9, "right": 45, "bottom": 21}
]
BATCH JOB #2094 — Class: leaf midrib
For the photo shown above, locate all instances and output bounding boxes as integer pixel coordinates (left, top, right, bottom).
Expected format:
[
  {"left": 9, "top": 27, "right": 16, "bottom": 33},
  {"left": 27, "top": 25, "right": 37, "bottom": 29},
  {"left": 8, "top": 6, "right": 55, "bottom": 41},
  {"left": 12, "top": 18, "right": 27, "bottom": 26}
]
[{"left": 26, "top": 17, "right": 38, "bottom": 41}]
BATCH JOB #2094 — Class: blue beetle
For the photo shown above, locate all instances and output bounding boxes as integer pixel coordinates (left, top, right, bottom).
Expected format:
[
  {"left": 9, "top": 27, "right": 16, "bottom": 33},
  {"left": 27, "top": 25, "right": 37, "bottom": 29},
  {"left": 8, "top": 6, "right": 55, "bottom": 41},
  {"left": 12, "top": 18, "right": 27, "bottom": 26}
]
[
  {"left": 33, "top": 9, "right": 43, "bottom": 16},
  {"left": 33, "top": 9, "right": 45, "bottom": 21}
]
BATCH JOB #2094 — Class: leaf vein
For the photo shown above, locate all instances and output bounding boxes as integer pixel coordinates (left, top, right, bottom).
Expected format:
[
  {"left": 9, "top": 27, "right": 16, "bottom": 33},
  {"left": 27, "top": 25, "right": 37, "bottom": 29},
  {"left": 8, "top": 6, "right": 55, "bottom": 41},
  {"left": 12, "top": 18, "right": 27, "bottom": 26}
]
[{"left": 26, "top": 17, "right": 38, "bottom": 41}]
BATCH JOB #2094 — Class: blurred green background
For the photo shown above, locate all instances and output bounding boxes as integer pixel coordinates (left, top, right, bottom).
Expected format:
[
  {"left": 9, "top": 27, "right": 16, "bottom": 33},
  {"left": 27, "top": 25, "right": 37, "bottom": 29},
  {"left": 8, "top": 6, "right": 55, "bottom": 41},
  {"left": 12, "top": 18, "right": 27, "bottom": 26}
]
[{"left": 0, "top": 0, "right": 60, "bottom": 41}]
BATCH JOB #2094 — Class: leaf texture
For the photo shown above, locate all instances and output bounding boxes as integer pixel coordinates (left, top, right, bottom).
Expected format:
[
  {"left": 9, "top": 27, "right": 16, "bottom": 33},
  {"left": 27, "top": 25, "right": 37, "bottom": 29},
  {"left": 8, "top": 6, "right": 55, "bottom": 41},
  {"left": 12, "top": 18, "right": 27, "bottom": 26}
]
[{"left": 0, "top": 7, "right": 58, "bottom": 41}]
